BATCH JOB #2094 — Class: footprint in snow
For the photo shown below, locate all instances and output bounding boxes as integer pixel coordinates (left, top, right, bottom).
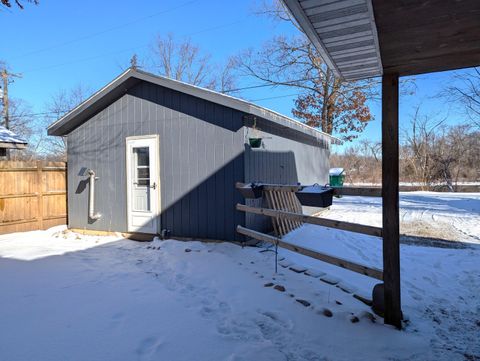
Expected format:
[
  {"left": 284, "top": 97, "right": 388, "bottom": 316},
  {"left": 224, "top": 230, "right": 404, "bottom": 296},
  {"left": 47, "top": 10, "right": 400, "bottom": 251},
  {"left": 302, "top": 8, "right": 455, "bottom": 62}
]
[
  {"left": 408, "top": 290, "right": 423, "bottom": 301},
  {"left": 422, "top": 275, "right": 437, "bottom": 286},
  {"left": 109, "top": 312, "right": 125, "bottom": 329},
  {"left": 199, "top": 301, "right": 231, "bottom": 319},
  {"left": 136, "top": 336, "right": 164, "bottom": 360}
]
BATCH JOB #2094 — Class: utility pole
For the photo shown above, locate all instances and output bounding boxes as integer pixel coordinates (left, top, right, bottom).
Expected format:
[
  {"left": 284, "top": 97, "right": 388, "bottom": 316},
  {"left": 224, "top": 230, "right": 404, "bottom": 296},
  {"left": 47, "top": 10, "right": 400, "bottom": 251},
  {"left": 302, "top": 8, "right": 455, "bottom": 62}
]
[
  {"left": 1, "top": 69, "right": 10, "bottom": 130},
  {"left": 1, "top": 68, "right": 22, "bottom": 159}
]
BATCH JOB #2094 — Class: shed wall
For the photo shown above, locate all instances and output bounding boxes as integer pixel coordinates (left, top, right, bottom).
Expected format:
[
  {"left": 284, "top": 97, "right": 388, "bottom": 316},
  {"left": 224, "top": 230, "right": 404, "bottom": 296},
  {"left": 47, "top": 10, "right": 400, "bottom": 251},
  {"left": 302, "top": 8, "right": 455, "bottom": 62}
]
[
  {"left": 67, "top": 81, "right": 245, "bottom": 241},
  {"left": 244, "top": 127, "right": 330, "bottom": 231}
]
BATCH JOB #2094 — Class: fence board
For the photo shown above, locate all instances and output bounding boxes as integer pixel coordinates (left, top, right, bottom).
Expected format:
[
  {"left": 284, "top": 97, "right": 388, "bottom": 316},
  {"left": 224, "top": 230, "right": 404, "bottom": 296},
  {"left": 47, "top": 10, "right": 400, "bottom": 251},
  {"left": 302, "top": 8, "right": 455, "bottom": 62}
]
[
  {"left": 0, "top": 161, "right": 67, "bottom": 234},
  {"left": 237, "top": 225, "right": 384, "bottom": 280},
  {"left": 236, "top": 203, "right": 382, "bottom": 237}
]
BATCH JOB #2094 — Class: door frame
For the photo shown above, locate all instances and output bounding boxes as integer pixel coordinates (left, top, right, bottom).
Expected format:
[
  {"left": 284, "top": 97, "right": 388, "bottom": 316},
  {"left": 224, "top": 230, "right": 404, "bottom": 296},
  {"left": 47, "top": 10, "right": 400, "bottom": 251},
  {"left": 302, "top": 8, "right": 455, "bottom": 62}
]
[{"left": 125, "top": 134, "right": 161, "bottom": 234}]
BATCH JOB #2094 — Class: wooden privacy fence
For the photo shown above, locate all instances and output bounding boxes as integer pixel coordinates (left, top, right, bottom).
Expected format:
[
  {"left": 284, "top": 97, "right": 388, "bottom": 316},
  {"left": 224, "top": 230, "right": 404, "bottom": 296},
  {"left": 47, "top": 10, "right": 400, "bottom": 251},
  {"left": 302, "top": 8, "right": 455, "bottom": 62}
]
[{"left": 0, "top": 161, "right": 67, "bottom": 234}]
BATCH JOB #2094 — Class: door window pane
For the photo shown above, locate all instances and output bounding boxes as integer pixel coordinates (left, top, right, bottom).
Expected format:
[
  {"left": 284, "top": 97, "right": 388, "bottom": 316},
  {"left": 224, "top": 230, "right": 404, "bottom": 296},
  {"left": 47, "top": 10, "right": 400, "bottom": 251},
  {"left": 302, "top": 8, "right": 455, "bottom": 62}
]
[
  {"left": 136, "top": 147, "right": 149, "bottom": 166},
  {"left": 137, "top": 168, "right": 150, "bottom": 185},
  {"left": 133, "top": 146, "right": 151, "bottom": 211}
]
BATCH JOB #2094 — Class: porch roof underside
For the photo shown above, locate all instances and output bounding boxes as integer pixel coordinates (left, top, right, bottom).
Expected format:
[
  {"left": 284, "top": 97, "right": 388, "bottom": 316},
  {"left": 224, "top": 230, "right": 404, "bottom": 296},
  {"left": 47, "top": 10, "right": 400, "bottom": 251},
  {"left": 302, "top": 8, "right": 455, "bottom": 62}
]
[{"left": 283, "top": 0, "right": 480, "bottom": 80}]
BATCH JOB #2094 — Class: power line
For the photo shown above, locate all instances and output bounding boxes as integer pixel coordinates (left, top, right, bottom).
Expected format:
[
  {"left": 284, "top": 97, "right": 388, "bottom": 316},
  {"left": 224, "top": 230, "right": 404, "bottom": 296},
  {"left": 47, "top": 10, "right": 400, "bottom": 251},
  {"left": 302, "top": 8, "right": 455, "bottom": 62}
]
[
  {"left": 10, "top": 0, "right": 202, "bottom": 60},
  {"left": 223, "top": 77, "right": 318, "bottom": 93},
  {"left": 23, "top": 47, "right": 141, "bottom": 74},
  {"left": 21, "top": 19, "right": 247, "bottom": 74},
  {"left": 224, "top": 77, "right": 385, "bottom": 93},
  {"left": 250, "top": 93, "right": 300, "bottom": 102},
  {"left": 10, "top": 81, "right": 306, "bottom": 119},
  {"left": 9, "top": 111, "right": 68, "bottom": 119}
]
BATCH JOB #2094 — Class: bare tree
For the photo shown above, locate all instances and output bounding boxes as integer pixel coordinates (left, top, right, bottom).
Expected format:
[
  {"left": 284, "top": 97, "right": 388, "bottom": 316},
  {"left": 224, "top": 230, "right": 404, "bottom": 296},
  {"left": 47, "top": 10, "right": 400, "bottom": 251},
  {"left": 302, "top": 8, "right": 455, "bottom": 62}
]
[
  {"left": 39, "top": 84, "right": 91, "bottom": 160},
  {"left": 234, "top": 2, "right": 377, "bottom": 141},
  {"left": 7, "top": 98, "right": 33, "bottom": 138},
  {"left": 217, "top": 57, "right": 237, "bottom": 93},
  {"left": 1, "top": 0, "right": 38, "bottom": 9},
  {"left": 430, "top": 124, "right": 479, "bottom": 191},
  {"left": 333, "top": 118, "right": 479, "bottom": 188},
  {"left": 148, "top": 34, "right": 237, "bottom": 92},
  {"left": 331, "top": 139, "right": 381, "bottom": 184},
  {"left": 441, "top": 67, "right": 480, "bottom": 127},
  {"left": 400, "top": 106, "right": 446, "bottom": 189},
  {"left": 2, "top": 97, "right": 39, "bottom": 160}
]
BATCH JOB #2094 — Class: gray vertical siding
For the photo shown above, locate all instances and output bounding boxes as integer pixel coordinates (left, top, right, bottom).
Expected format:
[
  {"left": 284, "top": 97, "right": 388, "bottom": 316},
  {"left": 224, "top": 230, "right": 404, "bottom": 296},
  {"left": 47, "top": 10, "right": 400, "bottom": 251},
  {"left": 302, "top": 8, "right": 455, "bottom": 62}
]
[
  {"left": 244, "top": 127, "right": 330, "bottom": 231},
  {"left": 66, "top": 79, "right": 330, "bottom": 242},
  {"left": 67, "top": 81, "right": 245, "bottom": 241}
]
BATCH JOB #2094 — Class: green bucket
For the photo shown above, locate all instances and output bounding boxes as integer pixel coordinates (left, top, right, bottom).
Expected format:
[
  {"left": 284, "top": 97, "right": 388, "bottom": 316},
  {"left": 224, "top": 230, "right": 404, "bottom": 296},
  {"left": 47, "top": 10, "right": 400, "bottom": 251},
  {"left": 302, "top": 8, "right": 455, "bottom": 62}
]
[
  {"left": 249, "top": 138, "right": 262, "bottom": 148},
  {"left": 329, "top": 174, "right": 345, "bottom": 187}
]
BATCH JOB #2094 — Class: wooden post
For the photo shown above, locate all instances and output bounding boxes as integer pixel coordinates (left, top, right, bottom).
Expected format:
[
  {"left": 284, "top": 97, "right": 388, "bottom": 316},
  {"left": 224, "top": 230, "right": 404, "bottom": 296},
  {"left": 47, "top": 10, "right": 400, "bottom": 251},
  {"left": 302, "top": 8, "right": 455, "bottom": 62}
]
[
  {"left": 382, "top": 73, "right": 402, "bottom": 328},
  {"left": 36, "top": 161, "right": 44, "bottom": 230}
]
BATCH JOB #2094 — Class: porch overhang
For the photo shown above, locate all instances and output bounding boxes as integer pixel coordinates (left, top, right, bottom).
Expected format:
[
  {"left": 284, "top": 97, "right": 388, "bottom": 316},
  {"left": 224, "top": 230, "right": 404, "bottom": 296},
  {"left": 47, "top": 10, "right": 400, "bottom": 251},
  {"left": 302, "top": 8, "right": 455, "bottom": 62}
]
[
  {"left": 282, "top": 0, "right": 480, "bottom": 330},
  {"left": 283, "top": 0, "right": 480, "bottom": 80}
]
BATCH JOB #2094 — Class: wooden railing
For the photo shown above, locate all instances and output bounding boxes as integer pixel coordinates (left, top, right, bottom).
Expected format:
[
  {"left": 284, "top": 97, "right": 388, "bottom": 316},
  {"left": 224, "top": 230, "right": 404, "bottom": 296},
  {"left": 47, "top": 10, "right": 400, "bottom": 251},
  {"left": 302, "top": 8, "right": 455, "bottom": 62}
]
[
  {"left": 237, "top": 225, "right": 383, "bottom": 280},
  {"left": 236, "top": 204, "right": 382, "bottom": 237},
  {"left": 0, "top": 161, "right": 67, "bottom": 234},
  {"left": 236, "top": 182, "right": 383, "bottom": 280},
  {"left": 332, "top": 186, "right": 382, "bottom": 197}
]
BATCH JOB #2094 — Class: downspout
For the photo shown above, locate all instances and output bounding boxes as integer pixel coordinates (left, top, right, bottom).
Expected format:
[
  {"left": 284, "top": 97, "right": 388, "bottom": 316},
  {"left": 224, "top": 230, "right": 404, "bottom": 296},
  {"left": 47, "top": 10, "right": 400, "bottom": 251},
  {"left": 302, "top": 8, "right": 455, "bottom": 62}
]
[{"left": 87, "top": 169, "right": 101, "bottom": 220}]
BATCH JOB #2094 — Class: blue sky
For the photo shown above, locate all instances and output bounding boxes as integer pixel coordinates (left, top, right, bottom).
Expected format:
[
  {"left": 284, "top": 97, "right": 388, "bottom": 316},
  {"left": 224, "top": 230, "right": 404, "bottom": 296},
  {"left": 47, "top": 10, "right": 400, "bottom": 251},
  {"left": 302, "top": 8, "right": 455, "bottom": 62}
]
[{"left": 1, "top": 0, "right": 473, "bottom": 151}]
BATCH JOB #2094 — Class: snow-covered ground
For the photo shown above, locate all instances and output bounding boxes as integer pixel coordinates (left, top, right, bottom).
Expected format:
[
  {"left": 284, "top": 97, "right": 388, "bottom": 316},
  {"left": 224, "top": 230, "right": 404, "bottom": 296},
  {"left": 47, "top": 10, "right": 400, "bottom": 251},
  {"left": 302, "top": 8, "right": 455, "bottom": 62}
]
[
  {"left": 0, "top": 192, "right": 479, "bottom": 361},
  {"left": 320, "top": 192, "right": 480, "bottom": 244}
]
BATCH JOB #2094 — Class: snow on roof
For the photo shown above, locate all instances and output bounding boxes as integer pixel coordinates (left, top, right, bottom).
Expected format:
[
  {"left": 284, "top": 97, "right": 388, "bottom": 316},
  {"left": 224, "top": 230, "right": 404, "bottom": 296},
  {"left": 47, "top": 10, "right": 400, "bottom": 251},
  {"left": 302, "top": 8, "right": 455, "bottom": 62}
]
[
  {"left": 0, "top": 126, "right": 27, "bottom": 145},
  {"left": 329, "top": 168, "right": 344, "bottom": 176}
]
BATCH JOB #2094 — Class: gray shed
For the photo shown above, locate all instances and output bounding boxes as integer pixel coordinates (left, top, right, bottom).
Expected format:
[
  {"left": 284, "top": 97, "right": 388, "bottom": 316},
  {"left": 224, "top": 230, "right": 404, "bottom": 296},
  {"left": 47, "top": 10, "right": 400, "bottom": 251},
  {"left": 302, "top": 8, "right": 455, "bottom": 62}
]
[{"left": 48, "top": 69, "right": 335, "bottom": 241}]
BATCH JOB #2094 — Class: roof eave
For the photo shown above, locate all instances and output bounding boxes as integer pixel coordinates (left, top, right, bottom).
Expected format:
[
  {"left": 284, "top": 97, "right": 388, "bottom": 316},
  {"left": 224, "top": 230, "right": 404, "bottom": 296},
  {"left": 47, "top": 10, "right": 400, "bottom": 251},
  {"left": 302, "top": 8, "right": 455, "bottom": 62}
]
[
  {"left": 282, "top": 0, "right": 383, "bottom": 81},
  {"left": 47, "top": 69, "right": 338, "bottom": 144},
  {"left": 282, "top": 0, "right": 342, "bottom": 78},
  {"left": 47, "top": 68, "right": 139, "bottom": 136},
  {"left": 0, "top": 142, "right": 27, "bottom": 149}
]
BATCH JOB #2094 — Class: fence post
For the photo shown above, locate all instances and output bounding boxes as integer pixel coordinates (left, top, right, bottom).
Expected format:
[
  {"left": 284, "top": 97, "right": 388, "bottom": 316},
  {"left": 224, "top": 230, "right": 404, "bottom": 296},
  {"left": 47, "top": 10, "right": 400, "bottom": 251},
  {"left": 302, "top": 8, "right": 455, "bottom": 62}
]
[{"left": 36, "top": 161, "right": 44, "bottom": 229}]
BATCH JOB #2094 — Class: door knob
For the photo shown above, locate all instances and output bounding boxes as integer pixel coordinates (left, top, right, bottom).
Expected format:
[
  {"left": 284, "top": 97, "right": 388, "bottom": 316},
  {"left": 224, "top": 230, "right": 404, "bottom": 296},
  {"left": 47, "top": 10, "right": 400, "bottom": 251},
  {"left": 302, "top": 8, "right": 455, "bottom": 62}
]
[{"left": 150, "top": 182, "right": 157, "bottom": 190}]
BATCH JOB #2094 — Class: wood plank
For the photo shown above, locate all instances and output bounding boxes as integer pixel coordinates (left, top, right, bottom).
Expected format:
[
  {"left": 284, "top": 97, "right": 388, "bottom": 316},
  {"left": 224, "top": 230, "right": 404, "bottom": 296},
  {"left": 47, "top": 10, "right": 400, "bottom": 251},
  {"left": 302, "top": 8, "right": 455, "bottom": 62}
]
[
  {"left": 237, "top": 183, "right": 382, "bottom": 198},
  {"left": 0, "top": 218, "right": 38, "bottom": 226},
  {"left": 285, "top": 192, "right": 300, "bottom": 228},
  {"left": 36, "top": 161, "right": 44, "bottom": 230},
  {"left": 281, "top": 192, "right": 294, "bottom": 233},
  {"left": 382, "top": 73, "right": 402, "bottom": 328},
  {"left": 236, "top": 225, "right": 383, "bottom": 280},
  {"left": 372, "top": 0, "right": 480, "bottom": 77},
  {"left": 271, "top": 191, "right": 288, "bottom": 236},
  {"left": 236, "top": 204, "right": 382, "bottom": 237},
  {"left": 264, "top": 190, "right": 280, "bottom": 236},
  {"left": 0, "top": 193, "right": 37, "bottom": 199},
  {"left": 235, "top": 182, "right": 301, "bottom": 193},
  {"left": 43, "top": 215, "right": 67, "bottom": 221},
  {"left": 279, "top": 191, "right": 294, "bottom": 232},
  {"left": 292, "top": 192, "right": 303, "bottom": 214},
  {"left": 332, "top": 187, "right": 382, "bottom": 197},
  {"left": 0, "top": 167, "right": 66, "bottom": 172},
  {"left": 290, "top": 192, "right": 303, "bottom": 227},
  {"left": 0, "top": 191, "right": 67, "bottom": 199}
]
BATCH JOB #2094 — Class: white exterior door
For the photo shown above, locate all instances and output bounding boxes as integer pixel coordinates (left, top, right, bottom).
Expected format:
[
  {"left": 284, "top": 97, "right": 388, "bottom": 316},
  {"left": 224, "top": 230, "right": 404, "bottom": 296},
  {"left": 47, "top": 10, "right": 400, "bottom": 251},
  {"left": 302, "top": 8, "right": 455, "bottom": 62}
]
[{"left": 126, "top": 136, "right": 160, "bottom": 234}]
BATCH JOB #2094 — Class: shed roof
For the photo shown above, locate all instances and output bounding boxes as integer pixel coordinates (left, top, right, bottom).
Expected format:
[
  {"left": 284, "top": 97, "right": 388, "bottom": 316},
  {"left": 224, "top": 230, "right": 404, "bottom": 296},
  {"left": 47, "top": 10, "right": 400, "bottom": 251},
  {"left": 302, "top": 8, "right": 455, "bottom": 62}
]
[
  {"left": 0, "top": 126, "right": 27, "bottom": 149},
  {"left": 47, "top": 69, "right": 340, "bottom": 144},
  {"left": 283, "top": 0, "right": 480, "bottom": 80}
]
